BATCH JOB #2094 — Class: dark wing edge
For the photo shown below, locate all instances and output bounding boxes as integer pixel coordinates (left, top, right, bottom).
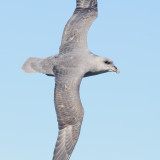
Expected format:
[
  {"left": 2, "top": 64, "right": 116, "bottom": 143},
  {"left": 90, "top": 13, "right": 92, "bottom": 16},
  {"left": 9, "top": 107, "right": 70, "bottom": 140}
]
[{"left": 59, "top": 0, "right": 98, "bottom": 54}]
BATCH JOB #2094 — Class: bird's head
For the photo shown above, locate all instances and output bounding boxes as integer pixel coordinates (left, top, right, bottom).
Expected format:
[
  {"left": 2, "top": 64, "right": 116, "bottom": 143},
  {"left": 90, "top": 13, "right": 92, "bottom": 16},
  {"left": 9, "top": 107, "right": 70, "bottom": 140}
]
[
  {"left": 84, "top": 56, "right": 120, "bottom": 77},
  {"left": 92, "top": 56, "right": 120, "bottom": 74},
  {"left": 103, "top": 58, "right": 120, "bottom": 74}
]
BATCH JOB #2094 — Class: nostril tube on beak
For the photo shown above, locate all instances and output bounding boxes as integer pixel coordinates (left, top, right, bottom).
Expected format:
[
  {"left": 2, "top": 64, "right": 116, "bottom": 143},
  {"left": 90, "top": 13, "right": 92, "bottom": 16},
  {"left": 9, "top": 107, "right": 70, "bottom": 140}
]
[
  {"left": 114, "top": 66, "right": 120, "bottom": 74},
  {"left": 114, "top": 66, "right": 117, "bottom": 69}
]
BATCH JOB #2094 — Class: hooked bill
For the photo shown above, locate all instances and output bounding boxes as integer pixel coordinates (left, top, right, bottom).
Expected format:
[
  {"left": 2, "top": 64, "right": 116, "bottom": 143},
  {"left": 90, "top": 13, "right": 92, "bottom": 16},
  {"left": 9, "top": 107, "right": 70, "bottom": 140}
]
[{"left": 116, "top": 70, "right": 120, "bottom": 74}]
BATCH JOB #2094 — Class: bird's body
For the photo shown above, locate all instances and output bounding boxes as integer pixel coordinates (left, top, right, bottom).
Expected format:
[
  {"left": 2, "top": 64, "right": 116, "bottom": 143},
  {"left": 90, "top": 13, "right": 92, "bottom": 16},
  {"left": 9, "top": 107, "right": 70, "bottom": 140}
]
[{"left": 22, "top": 0, "right": 119, "bottom": 160}]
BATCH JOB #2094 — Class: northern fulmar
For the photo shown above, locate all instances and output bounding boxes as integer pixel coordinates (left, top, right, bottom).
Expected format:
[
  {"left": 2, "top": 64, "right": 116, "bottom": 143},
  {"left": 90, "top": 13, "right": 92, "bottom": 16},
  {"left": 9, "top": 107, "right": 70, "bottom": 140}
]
[{"left": 22, "top": 0, "right": 120, "bottom": 159}]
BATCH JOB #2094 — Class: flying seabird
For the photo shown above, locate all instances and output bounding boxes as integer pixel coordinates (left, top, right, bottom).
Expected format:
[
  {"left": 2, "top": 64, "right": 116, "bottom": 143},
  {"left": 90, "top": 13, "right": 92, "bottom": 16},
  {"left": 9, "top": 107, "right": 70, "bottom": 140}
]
[{"left": 22, "top": 0, "right": 120, "bottom": 160}]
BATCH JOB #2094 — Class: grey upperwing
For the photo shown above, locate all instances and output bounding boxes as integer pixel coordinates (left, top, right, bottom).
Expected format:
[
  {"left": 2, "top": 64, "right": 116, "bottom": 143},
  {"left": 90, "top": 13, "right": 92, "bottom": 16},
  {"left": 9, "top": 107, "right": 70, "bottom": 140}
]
[
  {"left": 59, "top": 0, "right": 98, "bottom": 54},
  {"left": 53, "top": 72, "right": 84, "bottom": 160}
]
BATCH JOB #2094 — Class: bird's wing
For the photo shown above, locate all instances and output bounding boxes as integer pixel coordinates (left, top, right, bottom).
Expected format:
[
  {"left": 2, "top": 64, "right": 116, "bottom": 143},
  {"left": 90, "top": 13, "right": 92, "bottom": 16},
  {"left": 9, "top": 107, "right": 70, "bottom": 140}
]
[
  {"left": 53, "top": 123, "right": 82, "bottom": 160},
  {"left": 59, "top": 0, "right": 98, "bottom": 54},
  {"left": 53, "top": 74, "right": 84, "bottom": 160}
]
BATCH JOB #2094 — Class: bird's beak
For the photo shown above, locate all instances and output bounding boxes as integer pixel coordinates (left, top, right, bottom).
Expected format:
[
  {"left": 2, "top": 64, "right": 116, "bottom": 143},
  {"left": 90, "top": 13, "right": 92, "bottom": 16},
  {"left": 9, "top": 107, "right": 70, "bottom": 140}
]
[
  {"left": 116, "top": 69, "right": 120, "bottom": 74},
  {"left": 114, "top": 66, "right": 120, "bottom": 74}
]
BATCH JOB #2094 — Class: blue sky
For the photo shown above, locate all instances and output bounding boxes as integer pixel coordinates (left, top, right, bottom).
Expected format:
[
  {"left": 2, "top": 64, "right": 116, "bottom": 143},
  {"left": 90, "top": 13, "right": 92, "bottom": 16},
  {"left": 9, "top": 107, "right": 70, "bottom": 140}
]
[{"left": 0, "top": 0, "right": 160, "bottom": 160}]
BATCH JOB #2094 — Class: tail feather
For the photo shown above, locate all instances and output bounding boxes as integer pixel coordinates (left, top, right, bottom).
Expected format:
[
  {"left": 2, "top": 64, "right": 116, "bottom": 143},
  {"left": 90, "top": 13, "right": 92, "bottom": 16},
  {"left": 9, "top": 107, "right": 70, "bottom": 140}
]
[
  {"left": 22, "top": 56, "right": 57, "bottom": 76},
  {"left": 22, "top": 57, "right": 41, "bottom": 73}
]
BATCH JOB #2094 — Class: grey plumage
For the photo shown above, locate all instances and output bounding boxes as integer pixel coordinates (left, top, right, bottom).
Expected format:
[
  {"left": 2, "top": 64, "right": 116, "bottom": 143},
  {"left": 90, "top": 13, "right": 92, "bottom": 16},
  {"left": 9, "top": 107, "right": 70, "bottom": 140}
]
[
  {"left": 22, "top": 55, "right": 58, "bottom": 75},
  {"left": 59, "top": 0, "right": 97, "bottom": 54},
  {"left": 22, "top": 0, "right": 119, "bottom": 160}
]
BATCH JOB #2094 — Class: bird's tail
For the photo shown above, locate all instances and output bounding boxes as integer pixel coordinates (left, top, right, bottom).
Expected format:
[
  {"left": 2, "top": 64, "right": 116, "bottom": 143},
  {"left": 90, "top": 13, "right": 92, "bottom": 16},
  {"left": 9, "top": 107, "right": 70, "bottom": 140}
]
[{"left": 22, "top": 55, "right": 57, "bottom": 76}]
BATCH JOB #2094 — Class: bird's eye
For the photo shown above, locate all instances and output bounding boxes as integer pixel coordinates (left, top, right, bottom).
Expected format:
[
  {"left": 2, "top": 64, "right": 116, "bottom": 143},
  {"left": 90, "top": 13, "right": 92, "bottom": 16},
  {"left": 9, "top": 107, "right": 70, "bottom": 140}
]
[{"left": 104, "top": 60, "right": 111, "bottom": 65}]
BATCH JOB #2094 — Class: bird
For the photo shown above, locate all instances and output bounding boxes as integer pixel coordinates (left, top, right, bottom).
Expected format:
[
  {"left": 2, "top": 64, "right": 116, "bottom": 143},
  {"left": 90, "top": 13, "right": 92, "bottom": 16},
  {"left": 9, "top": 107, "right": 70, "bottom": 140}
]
[{"left": 22, "top": 0, "right": 120, "bottom": 160}]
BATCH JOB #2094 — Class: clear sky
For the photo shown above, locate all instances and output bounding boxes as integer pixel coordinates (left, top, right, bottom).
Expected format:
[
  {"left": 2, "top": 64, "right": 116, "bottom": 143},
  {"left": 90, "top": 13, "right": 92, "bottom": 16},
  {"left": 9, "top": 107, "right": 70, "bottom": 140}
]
[{"left": 0, "top": 0, "right": 160, "bottom": 160}]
